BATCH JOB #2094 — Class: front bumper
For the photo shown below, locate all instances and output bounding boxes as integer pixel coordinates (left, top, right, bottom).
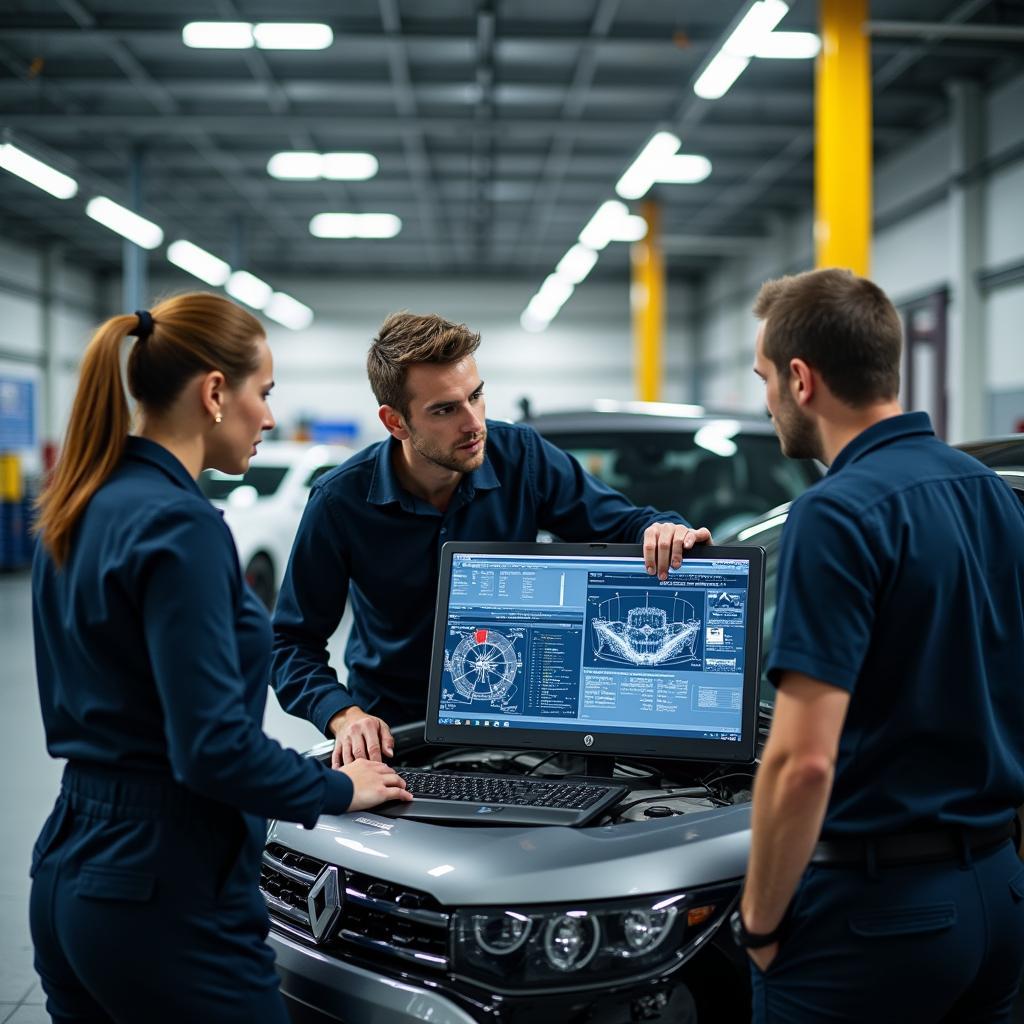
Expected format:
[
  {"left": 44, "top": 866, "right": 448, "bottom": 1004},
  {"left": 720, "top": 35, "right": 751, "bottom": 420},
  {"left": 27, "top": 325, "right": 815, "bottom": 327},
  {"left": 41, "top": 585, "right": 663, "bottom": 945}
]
[{"left": 271, "top": 928, "right": 479, "bottom": 1024}]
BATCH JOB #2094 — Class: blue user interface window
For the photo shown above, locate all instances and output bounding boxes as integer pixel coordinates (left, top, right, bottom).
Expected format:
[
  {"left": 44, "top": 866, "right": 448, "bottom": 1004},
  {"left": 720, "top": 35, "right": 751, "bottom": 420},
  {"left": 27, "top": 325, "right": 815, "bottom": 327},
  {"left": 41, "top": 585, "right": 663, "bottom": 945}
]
[{"left": 437, "top": 554, "right": 750, "bottom": 741}]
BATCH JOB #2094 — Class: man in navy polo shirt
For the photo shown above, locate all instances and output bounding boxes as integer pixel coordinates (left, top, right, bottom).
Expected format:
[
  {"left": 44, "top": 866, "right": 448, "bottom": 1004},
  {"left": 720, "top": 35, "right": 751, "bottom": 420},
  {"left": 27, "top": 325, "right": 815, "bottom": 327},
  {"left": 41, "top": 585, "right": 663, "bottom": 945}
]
[
  {"left": 731, "top": 268, "right": 1024, "bottom": 1022},
  {"left": 272, "top": 312, "right": 709, "bottom": 768}
]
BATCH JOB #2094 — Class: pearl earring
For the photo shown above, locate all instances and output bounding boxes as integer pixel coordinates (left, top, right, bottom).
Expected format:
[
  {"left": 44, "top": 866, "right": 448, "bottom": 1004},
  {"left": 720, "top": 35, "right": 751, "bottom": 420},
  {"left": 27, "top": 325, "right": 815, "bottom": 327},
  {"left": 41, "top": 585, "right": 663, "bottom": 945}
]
[{"left": 214, "top": 412, "right": 223, "bottom": 424}]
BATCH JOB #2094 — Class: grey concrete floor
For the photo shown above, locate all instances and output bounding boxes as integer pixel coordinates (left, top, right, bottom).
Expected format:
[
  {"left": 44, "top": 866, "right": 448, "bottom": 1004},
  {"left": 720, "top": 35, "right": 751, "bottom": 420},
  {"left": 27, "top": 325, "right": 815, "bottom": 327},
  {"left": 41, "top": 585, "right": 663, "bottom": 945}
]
[{"left": 0, "top": 570, "right": 341, "bottom": 1021}]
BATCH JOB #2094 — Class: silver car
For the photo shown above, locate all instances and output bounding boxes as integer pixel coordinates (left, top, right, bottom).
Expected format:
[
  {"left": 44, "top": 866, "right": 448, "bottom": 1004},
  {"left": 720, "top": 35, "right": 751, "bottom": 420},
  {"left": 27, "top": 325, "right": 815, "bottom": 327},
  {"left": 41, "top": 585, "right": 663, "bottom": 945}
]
[{"left": 260, "top": 436, "right": 1022, "bottom": 1024}]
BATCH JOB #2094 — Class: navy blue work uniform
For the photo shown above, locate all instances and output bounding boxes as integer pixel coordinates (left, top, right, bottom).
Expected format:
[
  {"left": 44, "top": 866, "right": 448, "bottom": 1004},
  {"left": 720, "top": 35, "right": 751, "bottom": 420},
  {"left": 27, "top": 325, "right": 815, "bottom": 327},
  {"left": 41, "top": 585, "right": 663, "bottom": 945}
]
[
  {"left": 272, "top": 420, "right": 686, "bottom": 731},
  {"left": 755, "top": 413, "right": 1024, "bottom": 1023},
  {"left": 30, "top": 437, "right": 354, "bottom": 1024}
]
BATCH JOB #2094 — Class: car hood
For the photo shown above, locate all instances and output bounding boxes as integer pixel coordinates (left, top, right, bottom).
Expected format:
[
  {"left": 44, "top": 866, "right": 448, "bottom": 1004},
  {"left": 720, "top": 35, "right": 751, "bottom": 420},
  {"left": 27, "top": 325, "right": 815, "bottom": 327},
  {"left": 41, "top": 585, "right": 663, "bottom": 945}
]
[{"left": 267, "top": 802, "right": 750, "bottom": 905}]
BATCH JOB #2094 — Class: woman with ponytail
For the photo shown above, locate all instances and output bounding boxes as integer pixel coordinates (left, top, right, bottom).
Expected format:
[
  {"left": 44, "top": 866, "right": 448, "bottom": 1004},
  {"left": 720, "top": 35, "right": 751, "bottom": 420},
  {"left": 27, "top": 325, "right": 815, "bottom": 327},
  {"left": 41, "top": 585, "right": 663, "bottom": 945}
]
[{"left": 29, "top": 293, "right": 411, "bottom": 1023}]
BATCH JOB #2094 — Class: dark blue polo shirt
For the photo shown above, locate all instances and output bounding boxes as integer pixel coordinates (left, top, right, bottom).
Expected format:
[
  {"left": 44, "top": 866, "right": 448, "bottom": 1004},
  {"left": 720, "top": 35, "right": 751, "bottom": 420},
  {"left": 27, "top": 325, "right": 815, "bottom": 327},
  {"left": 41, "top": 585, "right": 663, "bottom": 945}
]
[
  {"left": 32, "top": 436, "right": 353, "bottom": 827},
  {"left": 271, "top": 420, "right": 686, "bottom": 732},
  {"left": 767, "top": 412, "right": 1024, "bottom": 837}
]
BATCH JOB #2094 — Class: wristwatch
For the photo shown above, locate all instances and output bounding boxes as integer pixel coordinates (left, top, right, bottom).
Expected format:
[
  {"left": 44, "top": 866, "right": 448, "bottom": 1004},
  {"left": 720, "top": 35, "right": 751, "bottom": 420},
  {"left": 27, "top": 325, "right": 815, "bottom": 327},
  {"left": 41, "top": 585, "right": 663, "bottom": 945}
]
[{"left": 729, "top": 908, "right": 785, "bottom": 949}]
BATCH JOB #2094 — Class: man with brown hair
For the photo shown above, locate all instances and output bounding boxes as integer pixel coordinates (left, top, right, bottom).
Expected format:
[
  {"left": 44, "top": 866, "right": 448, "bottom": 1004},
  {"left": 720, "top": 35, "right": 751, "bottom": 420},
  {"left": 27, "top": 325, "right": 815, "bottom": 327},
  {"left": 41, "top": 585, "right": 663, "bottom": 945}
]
[
  {"left": 272, "top": 311, "right": 709, "bottom": 767},
  {"left": 731, "top": 268, "right": 1024, "bottom": 1021}
]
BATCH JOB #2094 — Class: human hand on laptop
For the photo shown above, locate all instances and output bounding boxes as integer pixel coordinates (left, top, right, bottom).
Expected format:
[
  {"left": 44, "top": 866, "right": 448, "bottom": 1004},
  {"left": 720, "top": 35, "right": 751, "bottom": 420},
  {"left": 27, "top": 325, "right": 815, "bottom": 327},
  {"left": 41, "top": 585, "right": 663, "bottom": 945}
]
[
  {"left": 328, "top": 706, "right": 396, "bottom": 767},
  {"left": 643, "top": 523, "right": 713, "bottom": 581},
  {"left": 342, "top": 758, "right": 412, "bottom": 810}
]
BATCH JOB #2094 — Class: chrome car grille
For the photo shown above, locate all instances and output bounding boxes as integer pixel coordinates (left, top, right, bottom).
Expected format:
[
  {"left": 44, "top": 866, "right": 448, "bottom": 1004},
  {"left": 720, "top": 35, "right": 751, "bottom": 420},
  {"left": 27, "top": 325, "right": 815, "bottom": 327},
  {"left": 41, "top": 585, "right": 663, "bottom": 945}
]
[{"left": 261, "top": 843, "right": 451, "bottom": 971}]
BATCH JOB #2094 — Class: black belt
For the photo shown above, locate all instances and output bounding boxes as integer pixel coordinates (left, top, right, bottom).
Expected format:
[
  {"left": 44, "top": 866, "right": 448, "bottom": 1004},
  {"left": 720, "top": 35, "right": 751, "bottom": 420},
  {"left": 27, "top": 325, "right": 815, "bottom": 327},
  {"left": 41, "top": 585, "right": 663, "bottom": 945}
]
[{"left": 811, "top": 821, "right": 1015, "bottom": 868}]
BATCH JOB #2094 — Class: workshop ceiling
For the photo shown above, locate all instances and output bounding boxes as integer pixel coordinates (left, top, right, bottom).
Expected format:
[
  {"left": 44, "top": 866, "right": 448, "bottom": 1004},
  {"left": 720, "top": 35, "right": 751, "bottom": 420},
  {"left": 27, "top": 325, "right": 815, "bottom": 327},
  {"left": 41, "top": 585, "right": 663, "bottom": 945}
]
[{"left": 1, "top": 0, "right": 1023, "bottom": 283}]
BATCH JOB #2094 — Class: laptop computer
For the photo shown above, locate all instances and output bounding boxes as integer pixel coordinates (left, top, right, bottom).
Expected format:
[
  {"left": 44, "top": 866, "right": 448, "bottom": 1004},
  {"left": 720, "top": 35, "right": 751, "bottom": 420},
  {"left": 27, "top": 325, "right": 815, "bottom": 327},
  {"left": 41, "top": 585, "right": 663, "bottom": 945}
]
[{"left": 380, "top": 541, "right": 765, "bottom": 827}]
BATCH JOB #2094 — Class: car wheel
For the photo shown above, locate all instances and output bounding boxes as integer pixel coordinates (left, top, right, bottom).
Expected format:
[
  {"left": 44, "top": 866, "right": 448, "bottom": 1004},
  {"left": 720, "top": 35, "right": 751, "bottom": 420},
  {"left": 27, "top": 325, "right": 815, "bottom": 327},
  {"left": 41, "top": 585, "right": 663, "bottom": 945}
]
[{"left": 245, "top": 553, "right": 276, "bottom": 611}]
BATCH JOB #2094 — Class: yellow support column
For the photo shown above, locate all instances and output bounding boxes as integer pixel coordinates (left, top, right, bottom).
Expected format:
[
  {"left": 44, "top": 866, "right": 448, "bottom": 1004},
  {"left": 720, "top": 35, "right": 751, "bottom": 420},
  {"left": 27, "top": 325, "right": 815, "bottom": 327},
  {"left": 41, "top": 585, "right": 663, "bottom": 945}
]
[
  {"left": 815, "top": 0, "right": 872, "bottom": 275},
  {"left": 631, "top": 200, "right": 665, "bottom": 401}
]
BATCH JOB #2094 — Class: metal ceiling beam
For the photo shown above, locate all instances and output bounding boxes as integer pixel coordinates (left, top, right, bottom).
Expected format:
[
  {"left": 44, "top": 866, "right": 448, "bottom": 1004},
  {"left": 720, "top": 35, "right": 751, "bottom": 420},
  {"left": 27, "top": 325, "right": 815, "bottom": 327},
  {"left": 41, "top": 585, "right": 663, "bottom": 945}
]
[
  {"left": 521, "top": 0, "right": 621, "bottom": 266},
  {"left": 7, "top": 112, "right": 903, "bottom": 144},
  {"left": 867, "top": 20, "right": 1024, "bottom": 43},
  {"left": 378, "top": 0, "right": 450, "bottom": 268},
  {"left": 50, "top": 0, "right": 303, "bottom": 250}
]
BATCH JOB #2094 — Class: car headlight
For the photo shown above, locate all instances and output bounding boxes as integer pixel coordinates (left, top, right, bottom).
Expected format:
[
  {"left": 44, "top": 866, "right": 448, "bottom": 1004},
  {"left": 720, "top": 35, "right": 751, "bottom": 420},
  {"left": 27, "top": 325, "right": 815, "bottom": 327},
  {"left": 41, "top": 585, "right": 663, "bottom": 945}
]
[{"left": 452, "top": 883, "right": 737, "bottom": 991}]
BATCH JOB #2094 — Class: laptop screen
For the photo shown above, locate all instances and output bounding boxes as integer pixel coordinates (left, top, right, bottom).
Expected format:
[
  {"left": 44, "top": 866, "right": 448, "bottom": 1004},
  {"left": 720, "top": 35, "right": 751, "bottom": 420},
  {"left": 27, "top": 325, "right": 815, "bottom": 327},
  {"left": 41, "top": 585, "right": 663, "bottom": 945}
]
[{"left": 425, "top": 542, "right": 764, "bottom": 763}]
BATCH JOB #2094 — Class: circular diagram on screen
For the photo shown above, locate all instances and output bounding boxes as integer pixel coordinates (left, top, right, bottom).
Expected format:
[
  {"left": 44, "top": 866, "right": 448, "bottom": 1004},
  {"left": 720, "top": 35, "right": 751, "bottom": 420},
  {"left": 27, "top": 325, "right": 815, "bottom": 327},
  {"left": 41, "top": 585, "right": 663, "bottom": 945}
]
[{"left": 448, "top": 628, "right": 518, "bottom": 702}]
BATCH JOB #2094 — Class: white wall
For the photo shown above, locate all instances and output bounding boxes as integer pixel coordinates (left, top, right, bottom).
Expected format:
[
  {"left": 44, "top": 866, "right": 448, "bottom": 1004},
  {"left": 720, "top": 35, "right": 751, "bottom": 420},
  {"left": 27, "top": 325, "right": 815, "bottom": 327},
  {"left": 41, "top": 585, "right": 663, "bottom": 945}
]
[
  {"left": 693, "top": 70, "right": 1024, "bottom": 442},
  {"left": 157, "top": 269, "right": 698, "bottom": 450},
  {"left": 0, "top": 239, "right": 100, "bottom": 474}
]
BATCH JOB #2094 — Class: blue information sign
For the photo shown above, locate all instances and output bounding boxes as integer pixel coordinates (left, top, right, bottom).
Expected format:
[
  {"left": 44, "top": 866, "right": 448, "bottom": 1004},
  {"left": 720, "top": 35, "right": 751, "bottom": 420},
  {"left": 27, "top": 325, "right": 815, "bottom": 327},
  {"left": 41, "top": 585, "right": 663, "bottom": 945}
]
[{"left": 0, "top": 377, "right": 35, "bottom": 450}]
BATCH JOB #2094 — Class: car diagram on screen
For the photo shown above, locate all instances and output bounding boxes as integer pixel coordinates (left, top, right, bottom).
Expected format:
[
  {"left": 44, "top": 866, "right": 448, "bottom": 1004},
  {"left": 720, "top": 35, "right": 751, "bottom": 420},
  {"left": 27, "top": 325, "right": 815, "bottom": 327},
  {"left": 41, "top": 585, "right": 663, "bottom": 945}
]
[
  {"left": 590, "top": 592, "right": 701, "bottom": 667},
  {"left": 443, "top": 627, "right": 523, "bottom": 709}
]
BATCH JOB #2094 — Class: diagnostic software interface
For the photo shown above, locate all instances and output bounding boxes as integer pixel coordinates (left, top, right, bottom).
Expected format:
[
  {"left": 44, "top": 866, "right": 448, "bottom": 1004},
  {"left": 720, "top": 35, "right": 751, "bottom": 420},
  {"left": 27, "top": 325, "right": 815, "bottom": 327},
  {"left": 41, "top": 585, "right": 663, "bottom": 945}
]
[{"left": 437, "top": 553, "right": 752, "bottom": 742}]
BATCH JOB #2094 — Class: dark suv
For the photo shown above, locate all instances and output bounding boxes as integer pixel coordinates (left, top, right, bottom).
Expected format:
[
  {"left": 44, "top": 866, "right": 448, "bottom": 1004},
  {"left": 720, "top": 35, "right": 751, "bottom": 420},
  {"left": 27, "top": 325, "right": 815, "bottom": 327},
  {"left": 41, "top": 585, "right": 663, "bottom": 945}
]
[{"left": 523, "top": 403, "right": 822, "bottom": 539}]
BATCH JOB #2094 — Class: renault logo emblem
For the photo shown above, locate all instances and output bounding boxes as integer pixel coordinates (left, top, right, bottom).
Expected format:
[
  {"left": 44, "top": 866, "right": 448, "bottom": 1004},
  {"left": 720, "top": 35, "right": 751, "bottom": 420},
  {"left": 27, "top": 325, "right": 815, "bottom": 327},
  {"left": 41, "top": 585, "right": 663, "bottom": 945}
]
[
  {"left": 307, "top": 865, "right": 341, "bottom": 944},
  {"left": 584, "top": 734, "right": 594, "bottom": 747}
]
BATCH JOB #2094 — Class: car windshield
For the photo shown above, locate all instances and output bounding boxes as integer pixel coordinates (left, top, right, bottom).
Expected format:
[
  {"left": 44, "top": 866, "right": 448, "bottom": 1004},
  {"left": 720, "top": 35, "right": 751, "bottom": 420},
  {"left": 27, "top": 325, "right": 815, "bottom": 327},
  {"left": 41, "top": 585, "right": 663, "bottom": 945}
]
[
  {"left": 198, "top": 465, "right": 289, "bottom": 501},
  {"left": 539, "top": 429, "right": 817, "bottom": 538}
]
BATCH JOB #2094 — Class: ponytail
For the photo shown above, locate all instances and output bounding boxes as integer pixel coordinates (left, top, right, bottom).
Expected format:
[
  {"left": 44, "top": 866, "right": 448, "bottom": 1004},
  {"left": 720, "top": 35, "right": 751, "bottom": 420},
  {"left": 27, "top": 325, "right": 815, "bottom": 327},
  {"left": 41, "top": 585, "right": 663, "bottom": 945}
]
[
  {"left": 36, "top": 315, "right": 137, "bottom": 565},
  {"left": 36, "top": 292, "right": 264, "bottom": 566}
]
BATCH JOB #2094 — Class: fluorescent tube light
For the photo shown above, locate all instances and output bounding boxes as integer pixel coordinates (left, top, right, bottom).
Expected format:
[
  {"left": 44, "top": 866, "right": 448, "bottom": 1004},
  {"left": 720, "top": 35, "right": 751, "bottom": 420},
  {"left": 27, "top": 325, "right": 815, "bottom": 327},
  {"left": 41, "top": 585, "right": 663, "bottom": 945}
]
[
  {"left": 537, "top": 273, "right": 574, "bottom": 311},
  {"left": 694, "top": 52, "right": 751, "bottom": 100},
  {"left": 693, "top": 0, "right": 790, "bottom": 99},
  {"left": 268, "top": 152, "right": 379, "bottom": 181},
  {"left": 555, "top": 244, "right": 598, "bottom": 285},
  {"left": 182, "top": 22, "right": 254, "bottom": 49},
  {"left": 267, "top": 152, "right": 323, "bottom": 180},
  {"left": 167, "top": 240, "right": 231, "bottom": 286},
  {"left": 578, "top": 200, "right": 629, "bottom": 251},
  {"left": 351, "top": 213, "right": 400, "bottom": 238},
  {"left": 265, "top": 292, "right": 314, "bottom": 331},
  {"left": 226, "top": 270, "right": 273, "bottom": 310},
  {"left": 0, "top": 143, "right": 78, "bottom": 199},
  {"left": 309, "top": 213, "right": 402, "bottom": 239},
  {"left": 615, "top": 131, "right": 681, "bottom": 201},
  {"left": 608, "top": 214, "right": 648, "bottom": 243},
  {"left": 321, "top": 152, "right": 378, "bottom": 180},
  {"left": 726, "top": 0, "right": 789, "bottom": 57},
  {"left": 658, "top": 154, "right": 713, "bottom": 184},
  {"left": 253, "top": 23, "right": 333, "bottom": 50},
  {"left": 753, "top": 31, "right": 821, "bottom": 58},
  {"left": 520, "top": 309, "right": 550, "bottom": 333},
  {"left": 85, "top": 196, "right": 163, "bottom": 249}
]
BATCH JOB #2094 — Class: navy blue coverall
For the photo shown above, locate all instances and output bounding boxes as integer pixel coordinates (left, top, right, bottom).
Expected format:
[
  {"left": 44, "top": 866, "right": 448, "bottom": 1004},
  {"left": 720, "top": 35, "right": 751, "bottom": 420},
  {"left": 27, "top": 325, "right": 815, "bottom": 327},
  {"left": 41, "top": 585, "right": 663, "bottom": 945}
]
[
  {"left": 30, "top": 437, "right": 354, "bottom": 1023},
  {"left": 272, "top": 419, "right": 686, "bottom": 732},
  {"left": 754, "top": 413, "right": 1024, "bottom": 1023}
]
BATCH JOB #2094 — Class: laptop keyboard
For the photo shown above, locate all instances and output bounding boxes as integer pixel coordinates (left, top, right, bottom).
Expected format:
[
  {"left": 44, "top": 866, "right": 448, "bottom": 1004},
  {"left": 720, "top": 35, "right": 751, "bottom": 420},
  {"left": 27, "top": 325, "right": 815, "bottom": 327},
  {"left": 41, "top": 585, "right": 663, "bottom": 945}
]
[{"left": 384, "top": 770, "right": 629, "bottom": 827}]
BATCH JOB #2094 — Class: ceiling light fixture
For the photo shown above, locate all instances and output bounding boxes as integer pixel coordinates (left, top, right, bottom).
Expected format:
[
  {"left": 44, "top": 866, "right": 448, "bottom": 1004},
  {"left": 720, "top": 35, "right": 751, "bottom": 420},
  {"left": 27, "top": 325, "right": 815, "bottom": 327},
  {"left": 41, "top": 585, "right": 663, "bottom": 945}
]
[
  {"left": 85, "top": 196, "right": 163, "bottom": 249},
  {"left": 616, "top": 133, "right": 713, "bottom": 200},
  {"left": 578, "top": 200, "right": 646, "bottom": 251},
  {"left": 252, "top": 23, "right": 334, "bottom": 50},
  {"left": 753, "top": 31, "right": 821, "bottom": 58},
  {"left": 268, "top": 151, "right": 379, "bottom": 181},
  {"left": 555, "top": 244, "right": 599, "bottom": 285},
  {"left": 693, "top": 0, "right": 790, "bottom": 100},
  {"left": 226, "top": 270, "right": 273, "bottom": 310},
  {"left": 265, "top": 292, "right": 315, "bottom": 331},
  {"left": 182, "top": 21, "right": 254, "bottom": 48},
  {"left": 0, "top": 142, "right": 78, "bottom": 199},
  {"left": 166, "top": 240, "right": 231, "bottom": 286},
  {"left": 309, "top": 212, "right": 402, "bottom": 239}
]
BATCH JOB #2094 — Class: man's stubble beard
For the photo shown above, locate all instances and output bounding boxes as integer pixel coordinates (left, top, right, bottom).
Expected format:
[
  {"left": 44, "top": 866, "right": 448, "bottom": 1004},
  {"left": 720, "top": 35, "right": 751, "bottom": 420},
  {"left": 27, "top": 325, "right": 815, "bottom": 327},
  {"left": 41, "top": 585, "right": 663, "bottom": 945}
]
[
  {"left": 407, "top": 425, "right": 488, "bottom": 474},
  {"left": 774, "top": 391, "right": 823, "bottom": 463}
]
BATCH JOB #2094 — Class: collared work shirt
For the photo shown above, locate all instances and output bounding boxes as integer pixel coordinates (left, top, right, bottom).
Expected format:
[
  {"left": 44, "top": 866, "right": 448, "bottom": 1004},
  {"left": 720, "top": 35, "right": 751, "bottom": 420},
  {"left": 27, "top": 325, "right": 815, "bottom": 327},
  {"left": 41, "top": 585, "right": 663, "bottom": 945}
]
[
  {"left": 32, "top": 436, "right": 352, "bottom": 826},
  {"left": 766, "top": 412, "right": 1024, "bottom": 836},
  {"left": 271, "top": 420, "right": 686, "bottom": 732}
]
